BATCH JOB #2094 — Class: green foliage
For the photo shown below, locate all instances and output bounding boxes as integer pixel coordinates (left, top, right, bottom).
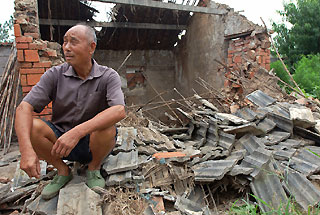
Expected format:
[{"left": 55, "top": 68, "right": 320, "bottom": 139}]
[
  {"left": 270, "top": 60, "right": 291, "bottom": 84},
  {"left": 0, "top": 16, "right": 14, "bottom": 43},
  {"left": 293, "top": 54, "right": 320, "bottom": 98},
  {"left": 272, "top": 0, "right": 320, "bottom": 68}
]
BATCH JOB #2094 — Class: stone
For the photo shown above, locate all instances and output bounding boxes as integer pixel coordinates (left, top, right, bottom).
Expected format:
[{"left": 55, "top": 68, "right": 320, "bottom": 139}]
[
  {"left": 289, "top": 107, "right": 315, "bottom": 128},
  {"left": 57, "top": 182, "right": 102, "bottom": 215}
]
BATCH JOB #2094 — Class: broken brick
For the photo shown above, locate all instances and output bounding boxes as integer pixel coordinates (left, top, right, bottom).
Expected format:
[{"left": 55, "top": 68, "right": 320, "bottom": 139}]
[
  {"left": 152, "top": 152, "right": 186, "bottom": 160},
  {"left": 14, "top": 24, "right": 22, "bottom": 37},
  {"left": 24, "top": 50, "right": 40, "bottom": 62}
]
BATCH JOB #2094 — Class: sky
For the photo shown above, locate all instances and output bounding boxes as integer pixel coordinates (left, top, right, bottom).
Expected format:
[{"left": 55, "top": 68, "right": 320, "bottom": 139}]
[{"left": 0, "top": 0, "right": 287, "bottom": 30}]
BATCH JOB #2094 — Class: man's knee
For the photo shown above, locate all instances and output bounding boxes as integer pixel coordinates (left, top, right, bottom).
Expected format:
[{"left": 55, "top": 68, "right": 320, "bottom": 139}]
[
  {"left": 91, "top": 126, "right": 116, "bottom": 139},
  {"left": 31, "top": 118, "right": 56, "bottom": 143}
]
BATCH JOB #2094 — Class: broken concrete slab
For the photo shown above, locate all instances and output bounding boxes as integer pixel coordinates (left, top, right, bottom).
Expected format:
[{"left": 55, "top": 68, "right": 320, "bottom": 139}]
[
  {"left": 283, "top": 157, "right": 320, "bottom": 177},
  {"left": 239, "top": 134, "right": 265, "bottom": 154},
  {"left": 57, "top": 182, "right": 102, "bottom": 215},
  {"left": 289, "top": 107, "right": 315, "bottom": 128},
  {"left": 174, "top": 196, "right": 211, "bottom": 215},
  {"left": 194, "top": 94, "right": 219, "bottom": 112},
  {"left": 259, "top": 131, "right": 291, "bottom": 146},
  {"left": 267, "top": 112, "right": 293, "bottom": 134},
  {"left": 273, "top": 148, "right": 297, "bottom": 161},
  {"left": 279, "top": 139, "right": 303, "bottom": 148},
  {"left": 224, "top": 123, "right": 265, "bottom": 136},
  {"left": 283, "top": 170, "right": 320, "bottom": 211},
  {"left": 106, "top": 171, "right": 132, "bottom": 186},
  {"left": 246, "top": 90, "right": 276, "bottom": 107},
  {"left": 217, "top": 131, "right": 235, "bottom": 152},
  {"left": 27, "top": 195, "right": 58, "bottom": 215},
  {"left": 256, "top": 118, "right": 276, "bottom": 134},
  {"left": 235, "top": 107, "right": 258, "bottom": 122},
  {"left": 103, "top": 151, "right": 138, "bottom": 174},
  {"left": 114, "top": 127, "right": 136, "bottom": 153},
  {"left": 215, "top": 113, "right": 249, "bottom": 125},
  {"left": 193, "top": 159, "right": 237, "bottom": 182},
  {"left": 240, "top": 147, "right": 272, "bottom": 178},
  {"left": 250, "top": 162, "right": 287, "bottom": 213},
  {"left": 294, "top": 126, "right": 320, "bottom": 144},
  {"left": 228, "top": 165, "right": 254, "bottom": 176}
]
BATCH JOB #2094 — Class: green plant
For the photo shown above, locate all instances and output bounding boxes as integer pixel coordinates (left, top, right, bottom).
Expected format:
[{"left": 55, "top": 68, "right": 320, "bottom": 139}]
[
  {"left": 293, "top": 54, "right": 320, "bottom": 98},
  {"left": 0, "top": 15, "right": 13, "bottom": 43}
]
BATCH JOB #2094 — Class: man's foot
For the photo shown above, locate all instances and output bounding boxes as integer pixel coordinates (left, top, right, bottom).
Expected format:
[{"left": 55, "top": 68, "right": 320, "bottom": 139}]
[
  {"left": 41, "top": 174, "right": 73, "bottom": 200},
  {"left": 86, "top": 170, "right": 105, "bottom": 189}
]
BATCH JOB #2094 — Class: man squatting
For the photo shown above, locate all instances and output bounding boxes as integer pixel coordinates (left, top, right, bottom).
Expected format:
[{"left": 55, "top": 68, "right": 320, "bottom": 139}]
[{"left": 15, "top": 24, "right": 126, "bottom": 200}]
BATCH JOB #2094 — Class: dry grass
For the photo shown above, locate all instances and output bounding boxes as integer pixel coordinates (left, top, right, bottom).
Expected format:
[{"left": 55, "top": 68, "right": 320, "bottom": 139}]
[{"left": 101, "top": 187, "right": 148, "bottom": 215}]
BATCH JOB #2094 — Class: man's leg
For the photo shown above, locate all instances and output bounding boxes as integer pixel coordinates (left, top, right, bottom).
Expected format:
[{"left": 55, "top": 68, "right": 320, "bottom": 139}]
[
  {"left": 30, "top": 118, "right": 70, "bottom": 176},
  {"left": 87, "top": 125, "right": 116, "bottom": 171}
]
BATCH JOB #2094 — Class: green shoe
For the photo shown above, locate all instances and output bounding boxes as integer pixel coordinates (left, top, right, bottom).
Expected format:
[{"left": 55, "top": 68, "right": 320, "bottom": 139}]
[
  {"left": 86, "top": 170, "right": 105, "bottom": 189},
  {"left": 41, "top": 174, "right": 73, "bottom": 200}
]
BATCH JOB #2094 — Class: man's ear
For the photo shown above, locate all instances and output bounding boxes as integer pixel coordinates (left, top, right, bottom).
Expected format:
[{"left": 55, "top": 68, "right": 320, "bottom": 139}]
[{"left": 89, "top": 41, "right": 96, "bottom": 55}]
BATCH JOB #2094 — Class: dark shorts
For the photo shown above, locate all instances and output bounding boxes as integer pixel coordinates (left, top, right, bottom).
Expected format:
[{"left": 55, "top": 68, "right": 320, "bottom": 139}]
[{"left": 43, "top": 120, "right": 117, "bottom": 164}]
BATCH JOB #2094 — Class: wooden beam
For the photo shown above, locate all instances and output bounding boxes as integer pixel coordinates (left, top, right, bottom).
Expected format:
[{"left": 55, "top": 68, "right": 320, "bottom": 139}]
[
  {"left": 91, "top": 0, "right": 227, "bottom": 14},
  {"left": 39, "top": 19, "right": 187, "bottom": 30}
]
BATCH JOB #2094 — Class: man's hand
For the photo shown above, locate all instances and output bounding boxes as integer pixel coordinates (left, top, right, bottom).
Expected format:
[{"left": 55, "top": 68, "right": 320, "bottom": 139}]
[
  {"left": 51, "top": 129, "right": 81, "bottom": 158},
  {"left": 20, "top": 150, "right": 40, "bottom": 179}
]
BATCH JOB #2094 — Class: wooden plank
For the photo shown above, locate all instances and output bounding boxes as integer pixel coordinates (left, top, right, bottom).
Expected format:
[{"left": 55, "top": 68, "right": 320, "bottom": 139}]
[
  {"left": 39, "top": 19, "right": 187, "bottom": 30},
  {"left": 91, "top": 0, "right": 227, "bottom": 14}
]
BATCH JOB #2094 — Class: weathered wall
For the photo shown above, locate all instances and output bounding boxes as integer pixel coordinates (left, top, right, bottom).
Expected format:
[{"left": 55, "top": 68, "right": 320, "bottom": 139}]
[
  {"left": 0, "top": 44, "right": 12, "bottom": 78},
  {"left": 174, "top": 11, "right": 227, "bottom": 96},
  {"left": 94, "top": 50, "right": 176, "bottom": 106},
  {"left": 175, "top": 1, "right": 269, "bottom": 97}
]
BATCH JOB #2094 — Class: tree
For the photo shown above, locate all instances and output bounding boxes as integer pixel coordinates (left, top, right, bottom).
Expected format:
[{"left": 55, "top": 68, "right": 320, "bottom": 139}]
[
  {"left": 272, "top": 0, "right": 320, "bottom": 69},
  {"left": 0, "top": 16, "right": 14, "bottom": 43}
]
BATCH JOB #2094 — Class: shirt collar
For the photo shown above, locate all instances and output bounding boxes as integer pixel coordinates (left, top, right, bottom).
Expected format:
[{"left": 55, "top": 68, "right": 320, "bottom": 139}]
[{"left": 63, "top": 59, "right": 104, "bottom": 80}]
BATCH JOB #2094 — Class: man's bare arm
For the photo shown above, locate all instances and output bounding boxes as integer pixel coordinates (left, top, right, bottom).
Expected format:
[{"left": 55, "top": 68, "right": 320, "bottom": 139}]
[
  {"left": 52, "top": 105, "right": 126, "bottom": 157},
  {"left": 15, "top": 101, "right": 41, "bottom": 178}
]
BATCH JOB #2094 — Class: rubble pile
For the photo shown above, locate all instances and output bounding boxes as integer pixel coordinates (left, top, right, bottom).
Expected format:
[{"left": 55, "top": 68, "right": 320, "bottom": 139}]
[{"left": 2, "top": 89, "right": 320, "bottom": 214}]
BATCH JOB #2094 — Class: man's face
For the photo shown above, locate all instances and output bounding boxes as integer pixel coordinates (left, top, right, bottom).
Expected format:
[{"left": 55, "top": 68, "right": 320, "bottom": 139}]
[{"left": 62, "top": 26, "right": 95, "bottom": 67}]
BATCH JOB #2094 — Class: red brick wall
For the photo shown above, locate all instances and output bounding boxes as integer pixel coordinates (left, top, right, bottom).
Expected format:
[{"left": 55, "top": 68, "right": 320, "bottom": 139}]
[
  {"left": 227, "top": 34, "right": 271, "bottom": 72},
  {"left": 14, "top": 23, "right": 53, "bottom": 120}
]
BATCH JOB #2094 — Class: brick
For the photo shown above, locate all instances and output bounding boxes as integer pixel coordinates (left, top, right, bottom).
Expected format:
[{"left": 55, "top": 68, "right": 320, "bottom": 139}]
[
  {"left": 27, "top": 74, "right": 42, "bottom": 85},
  {"left": 16, "top": 43, "right": 29, "bottom": 49},
  {"left": 15, "top": 36, "right": 32, "bottom": 43},
  {"left": 228, "top": 54, "right": 233, "bottom": 58},
  {"left": 33, "top": 61, "right": 52, "bottom": 68},
  {"left": 265, "top": 58, "right": 271, "bottom": 64},
  {"left": 17, "top": 50, "right": 24, "bottom": 62},
  {"left": 151, "top": 196, "right": 165, "bottom": 214},
  {"left": 224, "top": 80, "right": 231, "bottom": 88},
  {"left": 20, "top": 68, "right": 44, "bottom": 74},
  {"left": 20, "top": 74, "right": 27, "bottom": 86},
  {"left": 234, "top": 55, "right": 242, "bottom": 63},
  {"left": 20, "top": 62, "right": 33, "bottom": 68},
  {"left": 29, "top": 42, "right": 47, "bottom": 50},
  {"left": 14, "top": 24, "right": 22, "bottom": 37},
  {"left": 24, "top": 32, "right": 39, "bottom": 39},
  {"left": 22, "top": 86, "right": 32, "bottom": 93},
  {"left": 265, "top": 64, "right": 270, "bottom": 71},
  {"left": 256, "top": 56, "right": 262, "bottom": 64},
  {"left": 24, "top": 50, "right": 40, "bottom": 62},
  {"left": 46, "top": 49, "right": 57, "bottom": 57},
  {"left": 152, "top": 152, "right": 186, "bottom": 160},
  {"left": 227, "top": 57, "right": 233, "bottom": 65},
  {"left": 48, "top": 102, "right": 52, "bottom": 108}
]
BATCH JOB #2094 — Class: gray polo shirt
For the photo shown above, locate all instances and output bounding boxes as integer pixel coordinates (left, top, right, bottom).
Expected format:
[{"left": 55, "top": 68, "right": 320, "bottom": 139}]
[{"left": 23, "top": 59, "right": 125, "bottom": 132}]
